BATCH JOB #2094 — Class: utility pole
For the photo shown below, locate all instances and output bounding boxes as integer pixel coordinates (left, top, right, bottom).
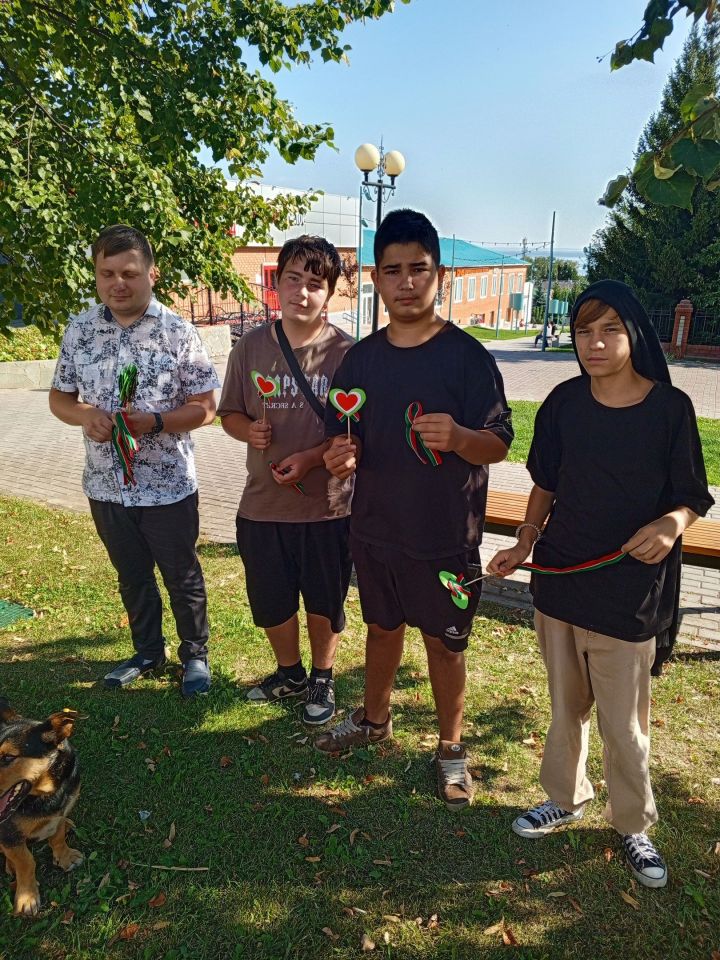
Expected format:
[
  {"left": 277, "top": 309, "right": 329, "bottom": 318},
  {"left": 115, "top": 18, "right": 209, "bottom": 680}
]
[
  {"left": 447, "top": 234, "right": 456, "bottom": 324},
  {"left": 541, "top": 212, "right": 556, "bottom": 353}
]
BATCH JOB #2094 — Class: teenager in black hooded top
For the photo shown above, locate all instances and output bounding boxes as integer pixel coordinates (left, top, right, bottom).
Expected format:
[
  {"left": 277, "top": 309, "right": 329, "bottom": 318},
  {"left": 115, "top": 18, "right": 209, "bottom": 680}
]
[{"left": 489, "top": 279, "right": 713, "bottom": 889}]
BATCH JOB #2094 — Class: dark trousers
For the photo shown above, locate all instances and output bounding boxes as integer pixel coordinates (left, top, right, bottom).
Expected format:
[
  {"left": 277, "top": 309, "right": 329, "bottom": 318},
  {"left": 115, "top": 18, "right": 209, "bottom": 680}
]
[{"left": 89, "top": 493, "right": 209, "bottom": 663}]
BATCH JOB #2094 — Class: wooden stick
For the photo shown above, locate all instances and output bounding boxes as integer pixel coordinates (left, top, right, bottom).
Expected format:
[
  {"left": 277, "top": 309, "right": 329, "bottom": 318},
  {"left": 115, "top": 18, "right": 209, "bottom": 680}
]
[{"left": 129, "top": 861, "right": 209, "bottom": 872}]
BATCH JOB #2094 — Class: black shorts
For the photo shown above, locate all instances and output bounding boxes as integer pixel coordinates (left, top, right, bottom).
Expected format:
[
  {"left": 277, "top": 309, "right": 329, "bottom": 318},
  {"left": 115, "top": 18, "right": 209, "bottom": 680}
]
[
  {"left": 350, "top": 535, "right": 481, "bottom": 651},
  {"left": 236, "top": 516, "right": 352, "bottom": 633}
]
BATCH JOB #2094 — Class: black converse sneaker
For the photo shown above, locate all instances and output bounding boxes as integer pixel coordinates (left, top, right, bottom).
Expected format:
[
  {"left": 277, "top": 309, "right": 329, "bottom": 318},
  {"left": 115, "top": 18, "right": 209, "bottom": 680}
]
[
  {"left": 246, "top": 669, "right": 308, "bottom": 704},
  {"left": 512, "top": 799, "right": 584, "bottom": 838},
  {"left": 622, "top": 833, "right": 667, "bottom": 888},
  {"left": 302, "top": 678, "right": 336, "bottom": 726}
]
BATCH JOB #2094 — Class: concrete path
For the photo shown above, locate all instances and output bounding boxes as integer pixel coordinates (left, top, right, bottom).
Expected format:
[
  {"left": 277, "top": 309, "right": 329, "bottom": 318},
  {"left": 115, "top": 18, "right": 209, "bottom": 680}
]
[{"left": 1, "top": 369, "right": 718, "bottom": 649}]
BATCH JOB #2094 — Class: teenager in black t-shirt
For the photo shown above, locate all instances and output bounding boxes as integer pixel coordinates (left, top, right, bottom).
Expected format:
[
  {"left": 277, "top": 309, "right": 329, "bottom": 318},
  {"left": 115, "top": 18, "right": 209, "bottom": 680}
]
[
  {"left": 314, "top": 209, "right": 513, "bottom": 811},
  {"left": 489, "top": 280, "right": 713, "bottom": 888}
]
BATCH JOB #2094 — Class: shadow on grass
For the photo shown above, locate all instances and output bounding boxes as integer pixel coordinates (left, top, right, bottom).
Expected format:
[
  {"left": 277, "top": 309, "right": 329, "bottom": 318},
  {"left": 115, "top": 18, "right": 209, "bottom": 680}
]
[{"left": 1, "top": 632, "right": 718, "bottom": 960}]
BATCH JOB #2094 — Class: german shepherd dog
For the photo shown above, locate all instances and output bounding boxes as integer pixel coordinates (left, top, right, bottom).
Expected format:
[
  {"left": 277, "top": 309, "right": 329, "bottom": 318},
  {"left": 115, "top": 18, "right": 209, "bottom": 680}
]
[{"left": 0, "top": 700, "right": 82, "bottom": 916}]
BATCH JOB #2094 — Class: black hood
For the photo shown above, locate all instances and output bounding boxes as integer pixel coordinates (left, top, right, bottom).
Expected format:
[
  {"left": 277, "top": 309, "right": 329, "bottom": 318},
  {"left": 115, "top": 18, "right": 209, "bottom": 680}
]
[{"left": 570, "top": 280, "right": 671, "bottom": 385}]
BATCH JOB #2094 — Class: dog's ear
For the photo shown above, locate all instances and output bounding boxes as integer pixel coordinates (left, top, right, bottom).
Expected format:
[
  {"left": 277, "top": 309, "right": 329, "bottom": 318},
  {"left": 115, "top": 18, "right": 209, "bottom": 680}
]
[
  {"left": 43, "top": 709, "right": 80, "bottom": 744},
  {"left": 0, "top": 698, "right": 18, "bottom": 723}
]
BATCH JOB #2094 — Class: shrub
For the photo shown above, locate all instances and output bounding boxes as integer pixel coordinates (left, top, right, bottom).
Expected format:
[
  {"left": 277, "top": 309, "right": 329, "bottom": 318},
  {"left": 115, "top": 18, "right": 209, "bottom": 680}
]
[{"left": 0, "top": 325, "right": 64, "bottom": 362}]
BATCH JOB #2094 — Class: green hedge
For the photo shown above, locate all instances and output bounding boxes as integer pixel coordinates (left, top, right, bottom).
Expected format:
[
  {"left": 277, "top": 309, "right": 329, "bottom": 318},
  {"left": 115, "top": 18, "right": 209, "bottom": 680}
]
[{"left": 0, "top": 325, "right": 63, "bottom": 362}]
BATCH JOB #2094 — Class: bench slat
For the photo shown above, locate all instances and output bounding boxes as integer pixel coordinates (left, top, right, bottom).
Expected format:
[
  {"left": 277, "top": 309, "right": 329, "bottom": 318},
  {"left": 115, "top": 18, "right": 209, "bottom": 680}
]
[{"left": 484, "top": 490, "right": 719, "bottom": 568}]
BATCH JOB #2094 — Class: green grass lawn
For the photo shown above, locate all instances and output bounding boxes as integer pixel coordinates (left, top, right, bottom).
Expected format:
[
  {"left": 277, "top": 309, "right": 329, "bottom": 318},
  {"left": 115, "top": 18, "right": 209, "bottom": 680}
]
[
  {"left": 1, "top": 496, "right": 719, "bottom": 959},
  {"left": 506, "top": 401, "right": 720, "bottom": 486},
  {"left": 465, "top": 327, "right": 533, "bottom": 341}
]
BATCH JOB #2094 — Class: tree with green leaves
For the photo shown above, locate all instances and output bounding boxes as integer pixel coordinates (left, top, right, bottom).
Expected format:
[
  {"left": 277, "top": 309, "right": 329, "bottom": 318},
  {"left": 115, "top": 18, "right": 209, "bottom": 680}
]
[
  {"left": 0, "top": 0, "right": 406, "bottom": 332},
  {"left": 604, "top": 1, "right": 720, "bottom": 207},
  {"left": 588, "top": 17, "right": 720, "bottom": 309}
]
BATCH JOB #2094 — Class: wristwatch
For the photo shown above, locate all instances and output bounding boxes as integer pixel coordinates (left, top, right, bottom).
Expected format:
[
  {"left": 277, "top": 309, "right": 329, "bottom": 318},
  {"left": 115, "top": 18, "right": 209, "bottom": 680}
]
[{"left": 149, "top": 412, "right": 164, "bottom": 436}]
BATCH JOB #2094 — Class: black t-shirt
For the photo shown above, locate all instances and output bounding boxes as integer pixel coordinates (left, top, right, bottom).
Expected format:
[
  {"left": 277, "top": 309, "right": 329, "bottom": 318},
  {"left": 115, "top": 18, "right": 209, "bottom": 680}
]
[
  {"left": 325, "top": 323, "right": 513, "bottom": 559},
  {"left": 528, "top": 377, "right": 714, "bottom": 641}
]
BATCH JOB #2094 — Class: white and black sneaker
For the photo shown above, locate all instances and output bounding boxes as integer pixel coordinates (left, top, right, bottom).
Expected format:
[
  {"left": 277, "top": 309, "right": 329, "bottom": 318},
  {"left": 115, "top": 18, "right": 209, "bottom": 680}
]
[
  {"left": 302, "top": 678, "right": 336, "bottom": 726},
  {"left": 512, "top": 799, "right": 584, "bottom": 838},
  {"left": 247, "top": 669, "right": 308, "bottom": 704},
  {"left": 623, "top": 833, "right": 667, "bottom": 888}
]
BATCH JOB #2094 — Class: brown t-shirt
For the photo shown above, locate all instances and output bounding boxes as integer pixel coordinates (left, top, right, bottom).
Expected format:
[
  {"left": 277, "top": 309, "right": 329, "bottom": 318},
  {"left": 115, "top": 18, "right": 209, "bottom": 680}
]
[{"left": 218, "top": 322, "right": 354, "bottom": 522}]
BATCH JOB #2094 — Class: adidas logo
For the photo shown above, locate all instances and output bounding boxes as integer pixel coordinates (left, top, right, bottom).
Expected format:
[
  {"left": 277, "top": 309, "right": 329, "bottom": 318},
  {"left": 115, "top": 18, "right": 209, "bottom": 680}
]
[{"left": 445, "top": 626, "right": 460, "bottom": 635}]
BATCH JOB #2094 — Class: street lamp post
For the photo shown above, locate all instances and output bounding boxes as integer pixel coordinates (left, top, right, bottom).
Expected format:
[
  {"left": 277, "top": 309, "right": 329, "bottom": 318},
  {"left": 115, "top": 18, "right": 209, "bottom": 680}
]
[{"left": 354, "top": 142, "right": 406, "bottom": 333}]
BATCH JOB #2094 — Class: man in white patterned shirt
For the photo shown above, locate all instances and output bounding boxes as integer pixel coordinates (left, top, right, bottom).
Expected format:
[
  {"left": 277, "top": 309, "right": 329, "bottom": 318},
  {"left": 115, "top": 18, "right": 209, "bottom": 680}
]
[{"left": 49, "top": 225, "right": 220, "bottom": 696}]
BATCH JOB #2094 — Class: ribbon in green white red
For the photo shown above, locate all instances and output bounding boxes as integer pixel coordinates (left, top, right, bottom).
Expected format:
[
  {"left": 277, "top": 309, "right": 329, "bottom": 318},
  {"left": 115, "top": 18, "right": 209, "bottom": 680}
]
[
  {"left": 405, "top": 401, "right": 442, "bottom": 466},
  {"left": 112, "top": 364, "right": 139, "bottom": 486},
  {"left": 270, "top": 461, "right": 306, "bottom": 496},
  {"left": 439, "top": 550, "right": 626, "bottom": 608}
]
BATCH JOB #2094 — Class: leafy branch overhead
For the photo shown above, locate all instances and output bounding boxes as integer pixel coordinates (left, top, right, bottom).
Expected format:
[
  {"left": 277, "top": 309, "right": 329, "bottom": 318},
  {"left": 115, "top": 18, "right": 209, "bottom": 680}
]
[
  {"left": 601, "top": 1, "right": 719, "bottom": 208},
  {"left": 0, "top": 0, "right": 407, "bottom": 331}
]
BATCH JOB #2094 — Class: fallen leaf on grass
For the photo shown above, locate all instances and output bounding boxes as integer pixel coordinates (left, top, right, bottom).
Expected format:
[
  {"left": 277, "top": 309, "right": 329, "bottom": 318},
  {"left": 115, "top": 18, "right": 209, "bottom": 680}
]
[
  {"left": 219, "top": 756, "right": 233, "bottom": 768},
  {"left": 619, "top": 890, "right": 640, "bottom": 910},
  {"left": 603, "top": 847, "right": 614, "bottom": 862},
  {"left": 321, "top": 927, "right": 339, "bottom": 941},
  {"left": 426, "top": 914, "right": 439, "bottom": 930},
  {"left": 372, "top": 859, "right": 392, "bottom": 866},
  {"left": 118, "top": 924, "right": 140, "bottom": 941},
  {"left": 694, "top": 869, "right": 712, "bottom": 879},
  {"left": 711, "top": 777, "right": 720, "bottom": 786},
  {"left": 305, "top": 856, "right": 321, "bottom": 863},
  {"left": 483, "top": 921, "right": 504, "bottom": 935},
  {"left": 152, "top": 921, "right": 171, "bottom": 931},
  {"left": 97, "top": 872, "right": 110, "bottom": 891},
  {"left": 349, "top": 828, "right": 360, "bottom": 845},
  {"left": 260, "top": 773, "right": 270, "bottom": 787},
  {"left": 547, "top": 891, "right": 566, "bottom": 898},
  {"left": 651, "top": 718, "right": 665, "bottom": 728},
  {"left": 148, "top": 892, "right": 166, "bottom": 909},
  {"left": 382, "top": 915, "right": 401, "bottom": 923},
  {"left": 522, "top": 732, "right": 542, "bottom": 749},
  {"left": 383, "top": 932, "right": 390, "bottom": 944},
  {"left": 163, "top": 823, "right": 176, "bottom": 849},
  {"left": 111, "top": 715, "right": 121, "bottom": 731},
  {"left": 714, "top": 841, "right": 720, "bottom": 856},
  {"left": 326, "top": 823, "right": 341, "bottom": 834},
  {"left": 568, "top": 897, "right": 583, "bottom": 915},
  {"left": 361, "top": 933, "right": 376, "bottom": 952},
  {"left": 297, "top": 834, "right": 309, "bottom": 847},
  {"left": 710, "top": 951, "right": 720, "bottom": 960},
  {"left": 61, "top": 910, "right": 74, "bottom": 924},
  {"left": 687, "top": 796, "right": 706, "bottom": 804},
  {"left": 502, "top": 926, "right": 519, "bottom": 946},
  {"left": 487, "top": 880, "right": 513, "bottom": 897}
]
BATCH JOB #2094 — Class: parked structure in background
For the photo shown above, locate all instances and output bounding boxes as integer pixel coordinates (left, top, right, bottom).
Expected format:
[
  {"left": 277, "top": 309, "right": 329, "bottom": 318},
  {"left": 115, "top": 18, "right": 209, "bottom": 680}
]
[{"left": 173, "top": 183, "right": 530, "bottom": 336}]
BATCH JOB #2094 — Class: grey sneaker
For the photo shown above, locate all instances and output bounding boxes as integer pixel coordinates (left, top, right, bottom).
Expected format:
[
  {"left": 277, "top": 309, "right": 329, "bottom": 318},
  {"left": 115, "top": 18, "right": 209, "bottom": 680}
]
[
  {"left": 247, "top": 668, "right": 308, "bottom": 704},
  {"left": 314, "top": 707, "right": 392, "bottom": 754},
  {"left": 104, "top": 653, "right": 166, "bottom": 689},
  {"left": 623, "top": 833, "right": 667, "bottom": 888},
  {"left": 434, "top": 740, "right": 474, "bottom": 810},
  {"left": 512, "top": 799, "right": 584, "bottom": 838},
  {"left": 302, "top": 678, "right": 336, "bottom": 726}
]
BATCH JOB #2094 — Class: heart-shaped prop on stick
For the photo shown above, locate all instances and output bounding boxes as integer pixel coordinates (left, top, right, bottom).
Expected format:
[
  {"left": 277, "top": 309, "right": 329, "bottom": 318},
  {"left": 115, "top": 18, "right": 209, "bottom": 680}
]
[
  {"left": 251, "top": 370, "right": 281, "bottom": 425},
  {"left": 329, "top": 388, "right": 366, "bottom": 437}
]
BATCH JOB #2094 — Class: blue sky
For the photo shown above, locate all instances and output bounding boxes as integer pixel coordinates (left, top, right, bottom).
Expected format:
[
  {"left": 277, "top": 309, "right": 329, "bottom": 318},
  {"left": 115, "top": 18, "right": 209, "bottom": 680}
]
[{"left": 222, "top": 0, "right": 695, "bottom": 250}]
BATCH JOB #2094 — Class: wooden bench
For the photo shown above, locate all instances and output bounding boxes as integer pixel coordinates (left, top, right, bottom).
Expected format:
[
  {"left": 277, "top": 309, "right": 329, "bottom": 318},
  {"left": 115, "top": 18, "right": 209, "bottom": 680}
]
[{"left": 485, "top": 490, "right": 720, "bottom": 569}]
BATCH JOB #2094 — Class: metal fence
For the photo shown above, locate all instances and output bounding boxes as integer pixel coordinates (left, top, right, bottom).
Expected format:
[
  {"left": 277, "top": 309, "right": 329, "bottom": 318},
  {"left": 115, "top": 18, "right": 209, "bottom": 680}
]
[
  {"left": 689, "top": 310, "right": 720, "bottom": 347},
  {"left": 647, "top": 306, "right": 674, "bottom": 343},
  {"left": 173, "top": 281, "right": 280, "bottom": 340}
]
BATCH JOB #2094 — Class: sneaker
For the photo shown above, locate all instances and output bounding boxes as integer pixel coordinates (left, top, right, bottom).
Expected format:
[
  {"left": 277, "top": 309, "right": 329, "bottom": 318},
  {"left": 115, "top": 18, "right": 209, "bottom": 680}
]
[
  {"left": 246, "top": 668, "right": 308, "bottom": 704},
  {"left": 512, "top": 799, "right": 584, "bottom": 838},
  {"left": 303, "top": 678, "right": 336, "bottom": 726},
  {"left": 104, "top": 653, "right": 166, "bottom": 689},
  {"left": 181, "top": 658, "right": 211, "bottom": 698},
  {"left": 314, "top": 706, "right": 392, "bottom": 754},
  {"left": 622, "top": 833, "right": 667, "bottom": 888},
  {"left": 434, "top": 741, "right": 474, "bottom": 810}
]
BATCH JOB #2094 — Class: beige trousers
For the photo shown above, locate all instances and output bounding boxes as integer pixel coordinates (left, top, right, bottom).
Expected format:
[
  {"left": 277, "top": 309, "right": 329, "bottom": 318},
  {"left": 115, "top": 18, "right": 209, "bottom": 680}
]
[{"left": 534, "top": 610, "right": 658, "bottom": 835}]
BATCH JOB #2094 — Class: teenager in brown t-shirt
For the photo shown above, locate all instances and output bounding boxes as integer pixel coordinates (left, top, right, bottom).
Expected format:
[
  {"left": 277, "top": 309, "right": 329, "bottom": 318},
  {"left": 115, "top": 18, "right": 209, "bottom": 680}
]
[{"left": 218, "top": 236, "right": 354, "bottom": 725}]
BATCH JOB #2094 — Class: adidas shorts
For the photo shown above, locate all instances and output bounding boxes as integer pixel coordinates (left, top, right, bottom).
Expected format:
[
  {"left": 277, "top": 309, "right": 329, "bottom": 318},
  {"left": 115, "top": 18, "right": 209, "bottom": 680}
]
[{"left": 349, "top": 535, "right": 481, "bottom": 651}]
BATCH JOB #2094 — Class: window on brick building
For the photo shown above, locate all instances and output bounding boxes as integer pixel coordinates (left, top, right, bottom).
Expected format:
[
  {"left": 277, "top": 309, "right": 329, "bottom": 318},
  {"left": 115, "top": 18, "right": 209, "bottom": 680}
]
[
  {"left": 509, "top": 275, "right": 515, "bottom": 294},
  {"left": 491, "top": 272, "right": 498, "bottom": 296},
  {"left": 467, "top": 276, "right": 476, "bottom": 301},
  {"left": 453, "top": 277, "right": 463, "bottom": 303},
  {"left": 480, "top": 275, "right": 488, "bottom": 298}
]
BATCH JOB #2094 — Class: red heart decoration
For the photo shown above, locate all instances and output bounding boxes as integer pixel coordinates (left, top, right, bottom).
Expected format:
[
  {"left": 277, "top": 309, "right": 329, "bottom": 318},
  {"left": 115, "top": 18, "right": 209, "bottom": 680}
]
[
  {"left": 334, "top": 392, "right": 357, "bottom": 413},
  {"left": 256, "top": 376, "right": 276, "bottom": 395}
]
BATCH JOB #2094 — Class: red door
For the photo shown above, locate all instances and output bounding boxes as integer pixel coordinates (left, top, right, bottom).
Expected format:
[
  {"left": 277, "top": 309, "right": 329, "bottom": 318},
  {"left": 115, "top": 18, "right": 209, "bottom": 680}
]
[{"left": 262, "top": 265, "right": 280, "bottom": 311}]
